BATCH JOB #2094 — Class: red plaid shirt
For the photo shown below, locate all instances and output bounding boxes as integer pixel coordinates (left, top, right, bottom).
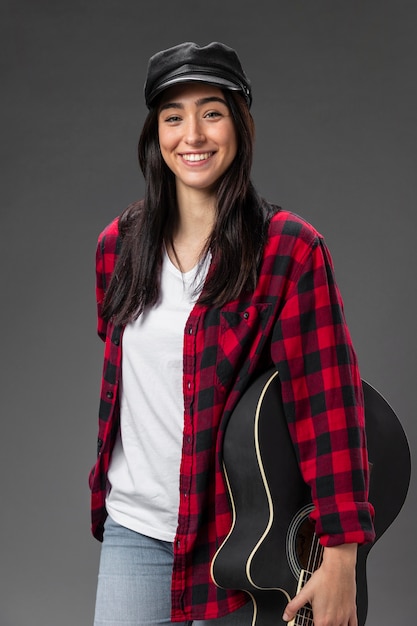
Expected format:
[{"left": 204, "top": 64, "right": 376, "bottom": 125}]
[{"left": 89, "top": 202, "right": 375, "bottom": 621}]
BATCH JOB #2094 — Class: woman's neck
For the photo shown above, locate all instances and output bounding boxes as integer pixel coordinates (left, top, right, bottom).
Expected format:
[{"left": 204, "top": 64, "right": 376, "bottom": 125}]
[
  {"left": 176, "top": 183, "right": 216, "bottom": 226},
  {"left": 167, "top": 186, "right": 216, "bottom": 272}
]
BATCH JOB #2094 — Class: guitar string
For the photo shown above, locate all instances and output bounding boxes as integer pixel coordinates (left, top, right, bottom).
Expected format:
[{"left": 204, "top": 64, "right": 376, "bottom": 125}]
[
  {"left": 304, "top": 534, "right": 323, "bottom": 625},
  {"left": 298, "top": 536, "right": 315, "bottom": 626},
  {"left": 296, "top": 530, "right": 323, "bottom": 625}
]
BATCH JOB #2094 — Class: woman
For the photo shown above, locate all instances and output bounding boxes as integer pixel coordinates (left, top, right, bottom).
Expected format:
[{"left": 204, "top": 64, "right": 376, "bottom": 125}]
[{"left": 90, "top": 42, "right": 375, "bottom": 626}]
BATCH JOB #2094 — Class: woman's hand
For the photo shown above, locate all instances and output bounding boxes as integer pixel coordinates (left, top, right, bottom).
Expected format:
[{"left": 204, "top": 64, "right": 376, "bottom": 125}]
[{"left": 282, "top": 543, "right": 358, "bottom": 626}]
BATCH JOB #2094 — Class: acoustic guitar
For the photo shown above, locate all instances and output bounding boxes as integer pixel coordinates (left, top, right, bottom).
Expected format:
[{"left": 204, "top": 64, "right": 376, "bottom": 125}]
[{"left": 211, "top": 369, "right": 411, "bottom": 625}]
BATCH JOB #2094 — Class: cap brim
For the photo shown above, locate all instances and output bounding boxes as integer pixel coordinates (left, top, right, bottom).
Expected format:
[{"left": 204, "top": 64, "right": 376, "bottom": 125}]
[{"left": 148, "top": 74, "right": 243, "bottom": 106}]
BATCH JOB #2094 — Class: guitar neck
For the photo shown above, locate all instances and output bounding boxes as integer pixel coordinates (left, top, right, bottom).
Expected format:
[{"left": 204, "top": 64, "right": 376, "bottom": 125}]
[
  {"left": 288, "top": 569, "right": 314, "bottom": 626},
  {"left": 293, "top": 609, "right": 313, "bottom": 625}
]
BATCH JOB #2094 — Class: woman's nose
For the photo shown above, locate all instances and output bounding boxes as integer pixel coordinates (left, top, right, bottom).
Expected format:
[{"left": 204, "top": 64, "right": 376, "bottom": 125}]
[{"left": 184, "top": 117, "right": 205, "bottom": 144}]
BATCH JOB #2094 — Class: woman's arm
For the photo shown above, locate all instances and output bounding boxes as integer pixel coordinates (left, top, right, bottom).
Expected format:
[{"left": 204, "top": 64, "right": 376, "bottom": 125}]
[
  {"left": 270, "top": 235, "right": 374, "bottom": 546},
  {"left": 283, "top": 543, "right": 358, "bottom": 625}
]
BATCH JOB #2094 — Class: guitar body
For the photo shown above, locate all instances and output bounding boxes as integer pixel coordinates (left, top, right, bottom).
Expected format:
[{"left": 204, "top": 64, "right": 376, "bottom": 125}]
[{"left": 211, "top": 369, "right": 411, "bottom": 625}]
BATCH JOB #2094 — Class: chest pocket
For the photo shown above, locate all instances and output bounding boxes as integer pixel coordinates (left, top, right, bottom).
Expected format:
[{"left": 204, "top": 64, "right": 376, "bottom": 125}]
[{"left": 216, "top": 302, "right": 273, "bottom": 388}]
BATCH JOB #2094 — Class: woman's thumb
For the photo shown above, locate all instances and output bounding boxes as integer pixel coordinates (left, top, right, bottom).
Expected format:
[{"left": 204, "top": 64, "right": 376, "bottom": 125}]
[{"left": 282, "top": 589, "right": 310, "bottom": 622}]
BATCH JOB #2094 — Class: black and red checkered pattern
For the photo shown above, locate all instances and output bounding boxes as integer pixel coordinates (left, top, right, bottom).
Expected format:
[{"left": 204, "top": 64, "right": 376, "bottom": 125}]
[{"left": 89, "top": 202, "right": 375, "bottom": 622}]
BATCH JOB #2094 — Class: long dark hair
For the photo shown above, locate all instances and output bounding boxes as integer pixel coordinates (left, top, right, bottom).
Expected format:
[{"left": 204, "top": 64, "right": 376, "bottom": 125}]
[{"left": 102, "top": 89, "right": 270, "bottom": 325}]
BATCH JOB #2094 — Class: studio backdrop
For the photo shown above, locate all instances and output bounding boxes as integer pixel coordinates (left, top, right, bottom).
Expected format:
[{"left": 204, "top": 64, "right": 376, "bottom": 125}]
[{"left": 1, "top": 1, "right": 415, "bottom": 625}]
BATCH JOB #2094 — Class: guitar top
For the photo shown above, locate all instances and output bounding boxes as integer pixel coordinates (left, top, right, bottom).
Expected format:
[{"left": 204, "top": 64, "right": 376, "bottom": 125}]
[{"left": 211, "top": 369, "right": 411, "bottom": 625}]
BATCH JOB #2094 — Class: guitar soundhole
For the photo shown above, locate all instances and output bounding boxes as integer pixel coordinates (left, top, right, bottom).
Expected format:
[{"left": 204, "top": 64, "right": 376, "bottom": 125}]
[
  {"left": 296, "top": 517, "right": 316, "bottom": 570},
  {"left": 286, "top": 504, "right": 316, "bottom": 579}
]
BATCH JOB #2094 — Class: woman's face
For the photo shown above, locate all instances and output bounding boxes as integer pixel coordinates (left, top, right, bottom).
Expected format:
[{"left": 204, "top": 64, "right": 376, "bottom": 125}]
[{"left": 158, "top": 83, "right": 238, "bottom": 196}]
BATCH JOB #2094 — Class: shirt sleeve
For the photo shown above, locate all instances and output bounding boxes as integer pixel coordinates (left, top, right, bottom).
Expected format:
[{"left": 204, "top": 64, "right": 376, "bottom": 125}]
[
  {"left": 271, "top": 236, "right": 375, "bottom": 546},
  {"left": 96, "top": 235, "right": 107, "bottom": 342},
  {"left": 95, "top": 218, "right": 120, "bottom": 342}
]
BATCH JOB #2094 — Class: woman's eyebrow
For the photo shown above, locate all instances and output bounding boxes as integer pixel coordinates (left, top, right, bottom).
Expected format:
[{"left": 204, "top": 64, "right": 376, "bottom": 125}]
[
  {"left": 159, "top": 102, "right": 184, "bottom": 112},
  {"left": 196, "top": 96, "right": 228, "bottom": 107},
  {"left": 159, "top": 96, "right": 228, "bottom": 113}
]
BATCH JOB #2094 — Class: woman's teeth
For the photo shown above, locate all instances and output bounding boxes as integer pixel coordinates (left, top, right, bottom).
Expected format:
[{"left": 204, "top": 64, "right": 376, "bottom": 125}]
[{"left": 182, "top": 152, "right": 213, "bottom": 162}]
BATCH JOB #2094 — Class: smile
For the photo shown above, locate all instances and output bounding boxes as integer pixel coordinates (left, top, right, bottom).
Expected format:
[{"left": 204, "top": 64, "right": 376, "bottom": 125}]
[{"left": 181, "top": 152, "right": 214, "bottom": 162}]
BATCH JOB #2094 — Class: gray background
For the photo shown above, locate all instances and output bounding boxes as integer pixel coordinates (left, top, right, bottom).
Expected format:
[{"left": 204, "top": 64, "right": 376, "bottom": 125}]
[{"left": 1, "top": 0, "right": 415, "bottom": 624}]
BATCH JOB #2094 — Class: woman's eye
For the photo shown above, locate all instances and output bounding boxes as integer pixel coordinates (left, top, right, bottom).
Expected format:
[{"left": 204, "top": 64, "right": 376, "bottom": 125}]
[
  {"left": 205, "top": 111, "right": 222, "bottom": 119},
  {"left": 165, "top": 115, "right": 182, "bottom": 123}
]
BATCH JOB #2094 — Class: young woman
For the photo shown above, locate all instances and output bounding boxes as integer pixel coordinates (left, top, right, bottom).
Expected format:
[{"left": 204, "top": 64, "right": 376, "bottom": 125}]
[{"left": 90, "top": 42, "right": 375, "bottom": 626}]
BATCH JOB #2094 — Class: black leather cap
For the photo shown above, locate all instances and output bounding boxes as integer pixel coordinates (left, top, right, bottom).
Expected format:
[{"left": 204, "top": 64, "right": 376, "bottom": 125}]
[{"left": 144, "top": 42, "right": 252, "bottom": 109}]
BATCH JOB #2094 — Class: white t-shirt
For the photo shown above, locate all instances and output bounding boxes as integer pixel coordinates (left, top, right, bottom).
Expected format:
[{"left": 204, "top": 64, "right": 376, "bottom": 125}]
[{"left": 105, "top": 248, "right": 210, "bottom": 541}]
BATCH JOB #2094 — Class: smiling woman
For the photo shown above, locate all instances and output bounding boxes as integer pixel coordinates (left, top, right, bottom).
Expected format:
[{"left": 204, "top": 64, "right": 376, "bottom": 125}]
[
  {"left": 89, "top": 42, "right": 375, "bottom": 626},
  {"left": 104, "top": 51, "right": 260, "bottom": 322},
  {"left": 158, "top": 85, "right": 238, "bottom": 205}
]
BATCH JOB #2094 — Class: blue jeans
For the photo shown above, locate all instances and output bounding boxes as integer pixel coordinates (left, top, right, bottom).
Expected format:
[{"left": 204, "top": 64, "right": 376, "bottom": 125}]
[{"left": 93, "top": 515, "right": 253, "bottom": 625}]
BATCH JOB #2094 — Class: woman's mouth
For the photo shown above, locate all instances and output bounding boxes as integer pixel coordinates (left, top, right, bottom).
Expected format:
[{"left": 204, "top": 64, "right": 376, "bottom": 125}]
[{"left": 181, "top": 152, "right": 214, "bottom": 163}]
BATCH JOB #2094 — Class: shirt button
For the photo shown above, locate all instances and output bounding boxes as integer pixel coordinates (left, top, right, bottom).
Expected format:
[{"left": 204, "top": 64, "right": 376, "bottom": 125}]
[
  {"left": 106, "top": 390, "right": 113, "bottom": 399},
  {"left": 243, "top": 311, "right": 249, "bottom": 319},
  {"left": 187, "top": 381, "right": 191, "bottom": 390}
]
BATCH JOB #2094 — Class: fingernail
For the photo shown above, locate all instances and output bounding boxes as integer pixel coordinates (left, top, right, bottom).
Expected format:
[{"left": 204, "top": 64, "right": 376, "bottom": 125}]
[{"left": 282, "top": 612, "right": 289, "bottom": 621}]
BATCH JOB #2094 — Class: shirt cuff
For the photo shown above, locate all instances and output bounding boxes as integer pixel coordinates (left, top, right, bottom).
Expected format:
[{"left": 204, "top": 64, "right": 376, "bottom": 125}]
[{"left": 311, "top": 500, "right": 376, "bottom": 546}]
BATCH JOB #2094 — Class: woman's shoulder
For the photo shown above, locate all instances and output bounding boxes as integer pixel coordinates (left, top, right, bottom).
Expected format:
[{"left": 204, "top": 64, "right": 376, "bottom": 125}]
[
  {"left": 97, "top": 198, "right": 144, "bottom": 244},
  {"left": 267, "top": 204, "right": 323, "bottom": 242},
  {"left": 262, "top": 204, "right": 326, "bottom": 266},
  {"left": 98, "top": 216, "right": 119, "bottom": 241}
]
